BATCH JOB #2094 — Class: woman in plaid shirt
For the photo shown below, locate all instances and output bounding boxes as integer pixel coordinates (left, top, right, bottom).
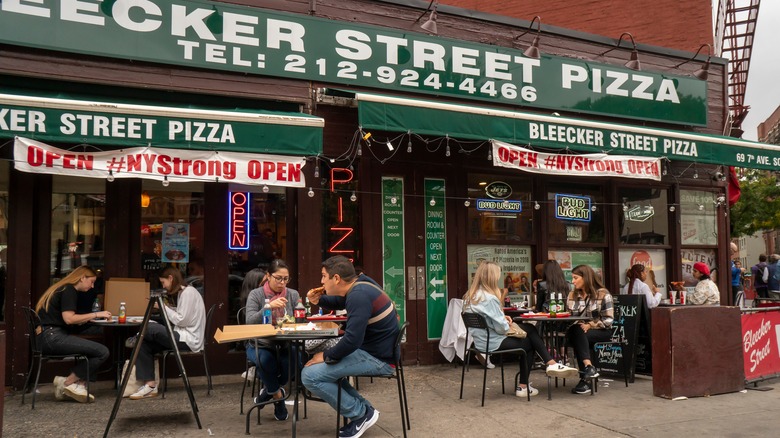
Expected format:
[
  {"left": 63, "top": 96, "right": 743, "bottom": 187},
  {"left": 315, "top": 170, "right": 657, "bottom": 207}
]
[{"left": 565, "top": 264, "right": 614, "bottom": 394}]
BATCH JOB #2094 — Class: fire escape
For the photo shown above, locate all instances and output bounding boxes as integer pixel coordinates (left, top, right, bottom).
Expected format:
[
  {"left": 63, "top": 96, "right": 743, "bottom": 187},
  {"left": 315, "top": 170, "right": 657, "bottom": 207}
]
[{"left": 716, "top": 0, "right": 761, "bottom": 137}]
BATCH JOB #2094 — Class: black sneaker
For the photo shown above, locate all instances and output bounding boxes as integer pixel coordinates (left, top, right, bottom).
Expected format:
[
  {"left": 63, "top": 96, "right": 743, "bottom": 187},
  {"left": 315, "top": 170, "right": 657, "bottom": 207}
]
[
  {"left": 253, "top": 388, "right": 273, "bottom": 408},
  {"left": 274, "top": 388, "right": 288, "bottom": 421},
  {"left": 572, "top": 379, "right": 592, "bottom": 394},
  {"left": 582, "top": 365, "right": 600, "bottom": 379},
  {"left": 338, "top": 405, "right": 380, "bottom": 438}
]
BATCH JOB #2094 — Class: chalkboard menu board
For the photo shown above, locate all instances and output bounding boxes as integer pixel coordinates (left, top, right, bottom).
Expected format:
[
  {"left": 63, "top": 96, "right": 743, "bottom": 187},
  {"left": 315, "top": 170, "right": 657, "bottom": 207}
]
[{"left": 592, "top": 294, "right": 651, "bottom": 382}]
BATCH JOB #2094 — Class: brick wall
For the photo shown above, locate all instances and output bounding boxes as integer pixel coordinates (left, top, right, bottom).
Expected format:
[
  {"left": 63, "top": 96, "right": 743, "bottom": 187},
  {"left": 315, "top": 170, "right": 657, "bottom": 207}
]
[{"left": 444, "top": 0, "right": 713, "bottom": 51}]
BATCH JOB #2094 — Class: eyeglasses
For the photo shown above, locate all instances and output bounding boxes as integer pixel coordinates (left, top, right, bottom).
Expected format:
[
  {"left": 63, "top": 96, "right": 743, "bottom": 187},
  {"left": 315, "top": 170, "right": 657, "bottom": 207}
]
[{"left": 271, "top": 274, "right": 290, "bottom": 283}]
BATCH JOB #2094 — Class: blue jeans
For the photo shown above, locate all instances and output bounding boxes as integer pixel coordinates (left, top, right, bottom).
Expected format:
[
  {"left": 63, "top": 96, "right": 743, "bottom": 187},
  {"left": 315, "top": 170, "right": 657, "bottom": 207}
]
[
  {"left": 136, "top": 322, "right": 190, "bottom": 381},
  {"left": 301, "top": 349, "right": 392, "bottom": 420},
  {"left": 38, "top": 327, "right": 109, "bottom": 382},
  {"left": 246, "top": 342, "right": 289, "bottom": 394}
]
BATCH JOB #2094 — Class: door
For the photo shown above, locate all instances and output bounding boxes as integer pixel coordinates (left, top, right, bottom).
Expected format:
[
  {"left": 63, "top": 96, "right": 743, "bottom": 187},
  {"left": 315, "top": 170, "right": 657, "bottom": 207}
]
[{"left": 377, "top": 164, "right": 456, "bottom": 364}]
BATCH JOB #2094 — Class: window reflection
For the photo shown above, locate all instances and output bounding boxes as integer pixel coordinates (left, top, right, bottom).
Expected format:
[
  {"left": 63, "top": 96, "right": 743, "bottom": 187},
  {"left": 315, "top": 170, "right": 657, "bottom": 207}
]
[
  {"left": 546, "top": 183, "right": 604, "bottom": 244},
  {"left": 466, "top": 174, "right": 533, "bottom": 242},
  {"left": 618, "top": 188, "right": 669, "bottom": 245}
]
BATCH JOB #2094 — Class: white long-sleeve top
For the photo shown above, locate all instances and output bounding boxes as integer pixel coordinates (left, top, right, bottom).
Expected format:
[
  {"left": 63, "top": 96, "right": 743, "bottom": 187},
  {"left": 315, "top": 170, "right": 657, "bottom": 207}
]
[
  {"left": 622, "top": 280, "right": 663, "bottom": 309},
  {"left": 163, "top": 285, "right": 206, "bottom": 352}
]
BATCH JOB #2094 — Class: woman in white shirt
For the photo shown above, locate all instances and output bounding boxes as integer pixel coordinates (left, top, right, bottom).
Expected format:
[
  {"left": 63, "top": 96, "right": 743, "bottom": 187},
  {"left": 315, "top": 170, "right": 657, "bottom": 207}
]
[
  {"left": 622, "top": 264, "right": 662, "bottom": 309},
  {"left": 129, "top": 266, "right": 206, "bottom": 400}
]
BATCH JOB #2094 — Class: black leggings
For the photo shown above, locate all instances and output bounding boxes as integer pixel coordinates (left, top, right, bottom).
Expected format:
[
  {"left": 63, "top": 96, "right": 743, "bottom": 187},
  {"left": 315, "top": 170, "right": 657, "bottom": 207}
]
[
  {"left": 496, "top": 323, "right": 553, "bottom": 384},
  {"left": 566, "top": 324, "right": 612, "bottom": 370}
]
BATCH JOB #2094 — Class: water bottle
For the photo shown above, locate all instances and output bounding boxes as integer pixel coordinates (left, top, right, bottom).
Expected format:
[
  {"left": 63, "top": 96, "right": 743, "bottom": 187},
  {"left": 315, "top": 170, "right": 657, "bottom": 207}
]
[
  {"left": 91, "top": 298, "right": 100, "bottom": 313},
  {"left": 118, "top": 302, "right": 127, "bottom": 324},
  {"left": 262, "top": 303, "right": 272, "bottom": 325}
]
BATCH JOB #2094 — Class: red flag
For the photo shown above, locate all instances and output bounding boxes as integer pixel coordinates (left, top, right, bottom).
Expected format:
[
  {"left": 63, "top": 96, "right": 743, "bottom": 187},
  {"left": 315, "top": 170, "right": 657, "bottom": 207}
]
[{"left": 728, "top": 166, "right": 741, "bottom": 206}]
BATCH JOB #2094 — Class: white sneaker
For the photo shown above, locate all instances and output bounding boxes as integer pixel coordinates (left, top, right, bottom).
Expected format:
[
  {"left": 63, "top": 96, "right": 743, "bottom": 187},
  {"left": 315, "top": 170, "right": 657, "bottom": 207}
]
[
  {"left": 546, "top": 362, "right": 580, "bottom": 379},
  {"left": 63, "top": 383, "right": 93, "bottom": 403},
  {"left": 53, "top": 376, "right": 66, "bottom": 401},
  {"left": 129, "top": 384, "right": 158, "bottom": 400},
  {"left": 241, "top": 366, "right": 256, "bottom": 379},
  {"left": 515, "top": 384, "right": 539, "bottom": 397},
  {"left": 475, "top": 353, "right": 495, "bottom": 369}
]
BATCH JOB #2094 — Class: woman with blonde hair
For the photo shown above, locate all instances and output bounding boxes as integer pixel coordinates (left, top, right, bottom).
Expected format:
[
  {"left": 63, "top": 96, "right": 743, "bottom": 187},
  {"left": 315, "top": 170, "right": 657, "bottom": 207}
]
[
  {"left": 564, "top": 264, "right": 614, "bottom": 394},
  {"left": 463, "top": 261, "right": 578, "bottom": 398},
  {"left": 35, "top": 265, "right": 111, "bottom": 403}
]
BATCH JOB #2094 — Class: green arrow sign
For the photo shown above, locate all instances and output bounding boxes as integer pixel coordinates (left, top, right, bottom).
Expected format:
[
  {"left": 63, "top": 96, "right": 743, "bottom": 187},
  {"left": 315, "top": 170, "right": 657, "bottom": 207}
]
[
  {"left": 425, "top": 178, "right": 447, "bottom": 339},
  {"left": 382, "top": 177, "right": 405, "bottom": 323}
]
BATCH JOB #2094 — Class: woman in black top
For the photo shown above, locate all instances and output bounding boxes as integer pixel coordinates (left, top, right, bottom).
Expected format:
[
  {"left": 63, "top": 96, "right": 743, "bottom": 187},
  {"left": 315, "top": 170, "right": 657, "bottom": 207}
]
[
  {"left": 535, "top": 260, "right": 570, "bottom": 312},
  {"left": 35, "top": 266, "right": 111, "bottom": 403}
]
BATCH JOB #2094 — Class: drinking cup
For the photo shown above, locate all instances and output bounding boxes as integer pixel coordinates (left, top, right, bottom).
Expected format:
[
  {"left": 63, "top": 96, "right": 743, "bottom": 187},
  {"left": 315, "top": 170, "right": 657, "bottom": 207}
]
[
  {"left": 680, "top": 290, "right": 687, "bottom": 305},
  {"left": 669, "top": 289, "right": 677, "bottom": 304}
]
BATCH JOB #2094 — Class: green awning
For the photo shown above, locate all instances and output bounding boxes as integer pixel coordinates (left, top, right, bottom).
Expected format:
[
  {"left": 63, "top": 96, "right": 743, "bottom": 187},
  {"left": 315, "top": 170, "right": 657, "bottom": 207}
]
[
  {"left": 0, "top": 90, "right": 323, "bottom": 156},
  {"left": 355, "top": 92, "right": 780, "bottom": 170}
]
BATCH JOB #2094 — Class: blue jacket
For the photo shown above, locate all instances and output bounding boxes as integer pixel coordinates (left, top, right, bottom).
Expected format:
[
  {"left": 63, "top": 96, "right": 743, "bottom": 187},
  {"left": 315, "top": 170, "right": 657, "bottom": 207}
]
[{"left": 768, "top": 262, "right": 780, "bottom": 291}]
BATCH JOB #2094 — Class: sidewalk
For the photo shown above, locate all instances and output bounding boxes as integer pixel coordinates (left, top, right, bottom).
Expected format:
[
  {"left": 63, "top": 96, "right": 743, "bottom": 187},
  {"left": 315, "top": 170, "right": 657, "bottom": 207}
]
[{"left": 5, "top": 363, "right": 780, "bottom": 437}]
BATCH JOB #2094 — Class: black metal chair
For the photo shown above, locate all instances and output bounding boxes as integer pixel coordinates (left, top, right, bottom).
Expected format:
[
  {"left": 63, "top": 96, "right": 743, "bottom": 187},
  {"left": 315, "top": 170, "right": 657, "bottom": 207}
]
[
  {"left": 159, "top": 303, "right": 218, "bottom": 397},
  {"left": 20, "top": 306, "right": 90, "bottom": 409},
  {"left": 459, "top": 312, "right": 529, "bottom": 406},
  {"left": 335, "top": 321, "right": 411, "bottom": 438}
]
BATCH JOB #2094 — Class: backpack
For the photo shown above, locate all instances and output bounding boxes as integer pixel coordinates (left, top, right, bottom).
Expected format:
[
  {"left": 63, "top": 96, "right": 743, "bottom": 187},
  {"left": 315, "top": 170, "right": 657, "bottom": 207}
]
[{"left": 773, "top": 264, "right": 780, "bottom": 284}]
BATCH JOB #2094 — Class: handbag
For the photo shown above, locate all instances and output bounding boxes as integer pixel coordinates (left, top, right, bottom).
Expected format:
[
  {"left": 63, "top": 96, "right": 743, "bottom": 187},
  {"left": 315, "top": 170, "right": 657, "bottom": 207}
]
[{"left": 507, "top": 322, "right": 527, "bottom": 338}]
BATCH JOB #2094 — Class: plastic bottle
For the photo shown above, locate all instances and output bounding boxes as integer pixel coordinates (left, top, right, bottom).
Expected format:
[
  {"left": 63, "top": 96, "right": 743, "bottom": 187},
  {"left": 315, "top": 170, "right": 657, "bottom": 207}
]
[
  {"left": 318, "top": 305, "right": 324, "bottom": 316},
  {"left": 294, "top": 300, "right": 306, "bottom": 323},
  {"left": 262, "top": 303, "right": 272, "bottom": 325},
  {"left": 91, "top": 298, "right": 100, "bottom": 314},
  {"left": 118, "top": 302, "right": 127, "bottom": 324}
]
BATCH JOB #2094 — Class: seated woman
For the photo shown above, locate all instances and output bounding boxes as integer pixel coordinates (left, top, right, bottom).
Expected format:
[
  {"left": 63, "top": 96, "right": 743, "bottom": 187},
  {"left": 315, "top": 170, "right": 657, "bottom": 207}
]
[
  {"left": 688, "top": 262, "right": 720, "bottom": 305},
  {"left": 463, "top": 261, "right": 578, "bottom": 398},
  {"left": 245, "top": 259, "right": 300, "bottom": 421},
  {"left": 535, "top": 260, "right": 570, "bottom": 312},
  {"left": 36, "top": 266, "right": 111, "bottom": 403},
  {"left": 565, "top": 264, "right": 614, "bottom": 395},
  {"left": 129, "top": 266, "right": 206, "bottom": 400},
  {"left": 623, "top": 264, "right": 662, "bottom": 309}
]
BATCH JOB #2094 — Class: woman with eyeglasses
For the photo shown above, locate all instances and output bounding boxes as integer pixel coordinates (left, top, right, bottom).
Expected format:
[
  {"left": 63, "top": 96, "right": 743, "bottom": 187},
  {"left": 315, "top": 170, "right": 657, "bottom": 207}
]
[{"left": 245, "top": 258, "right": 300, "bottom": 421}]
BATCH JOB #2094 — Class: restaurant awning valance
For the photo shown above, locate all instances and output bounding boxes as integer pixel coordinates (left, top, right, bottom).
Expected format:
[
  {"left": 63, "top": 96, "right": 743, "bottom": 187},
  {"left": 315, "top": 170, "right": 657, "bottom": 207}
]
[
  {"left": 354, "top": 91, "right": 780, "bottom": 171},
  {"left": 0, "top": 90, "right": 323, "bottom": 156}
]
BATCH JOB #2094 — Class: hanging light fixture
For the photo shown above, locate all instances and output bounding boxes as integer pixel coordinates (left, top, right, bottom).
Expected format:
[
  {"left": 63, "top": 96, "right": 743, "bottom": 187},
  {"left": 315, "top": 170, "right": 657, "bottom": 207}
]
[
  {"left": 162, "top": 175, "right": 170, "bottom": 187},
  {"left": 107, "top": 170, "right": 115, "bottom": 182},
  {"left": 601, "top": 32, "right": 641, "bottom": 71},
  {"left": 513, "top": 16, "right": 542, "bottom": 59},
  {"left": 673, "top": 43, "right": 712, "bottom": 80},
  {"left": 416, "top": 1, "right": 439, "bottom": 35}
]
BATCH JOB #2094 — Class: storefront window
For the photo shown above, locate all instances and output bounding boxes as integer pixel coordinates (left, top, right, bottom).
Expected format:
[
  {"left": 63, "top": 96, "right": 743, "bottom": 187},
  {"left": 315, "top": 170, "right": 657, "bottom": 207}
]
[
  {"left": 680, "top": 189, "right": 718, "bottom": 246},
  {"left": 467, "top": 174, "right": 533, "bottom": 242},
  {"left": 618, "top": 249, "right": 667, "bottom": 292},
  {"left": 227, "top": 188, "right": 287, "bottom": 320},
  {"left": 546, "top": 183, "right": 605, "bottom": 244},
  {"left": 617, "top": 188, "right": 669, "bottom": 245},
  {"left": 467, "top": 244, "right": 533, "bottom": 295},
  {"left": 51, "top": 175, "right": 106, "bottom": 312},
  {"left": 547, "top": 250, "right": 604, "bottom": 283},
  {"left": 0, "top": 160, "right": 8, "bottom": 321},
  {"left": 139, "top": 181, "right": 204, "bottom": 293},
  {"left": 681, "top": 248, "right": 717, "bottom": 287}
]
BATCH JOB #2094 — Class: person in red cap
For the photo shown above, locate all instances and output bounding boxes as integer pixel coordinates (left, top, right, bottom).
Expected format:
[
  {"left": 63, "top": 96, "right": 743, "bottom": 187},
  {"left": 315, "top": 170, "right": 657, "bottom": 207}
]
[{"left": 689, "top": 262, "right": 720, "bottom": 305}]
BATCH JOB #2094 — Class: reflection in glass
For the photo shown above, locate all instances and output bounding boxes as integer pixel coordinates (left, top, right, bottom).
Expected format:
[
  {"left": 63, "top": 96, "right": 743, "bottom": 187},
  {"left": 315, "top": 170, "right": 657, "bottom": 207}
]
[
  {"left": 466, "top": 174, "right": 533, "bottom": 242},
  {"left": 680, "top": 190, "right": 718, "bottom": 246},
  {"left": 618, "top": 188, "right": 669, "bottom": 245}
]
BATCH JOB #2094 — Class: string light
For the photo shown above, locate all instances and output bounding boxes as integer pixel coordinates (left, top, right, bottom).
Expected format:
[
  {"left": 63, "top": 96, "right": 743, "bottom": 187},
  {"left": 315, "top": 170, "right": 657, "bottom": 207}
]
[
  {"left": 307, "top": 187, "right": 315, "bottom": 198},
  {"left": 262, "top": 185, "right": 270, "bottom": 193},
  {"left": 669, "top": 205, "right": 676, "bottom": 212},
  {"left": 464, "top": 199, "right": 471, "bottom": 207},
  {"left": 429, "top": 197, "right": 436, "bottom": 206},
  {"left": 386, "top": 140, "right": 394, "bottom": 151},
  {"left": 357, "top": 143, "right": 362, "bottom": 157},
  {"left": 487, "top": 148, "right": 492, "bottom": 161},
  {"left": 693, "top": 168, "right": 699, "bottom": 179},
  {"left": 162, "top": 175, "right": 169, "bottom": 187},
  {"left": 534, "top": 201, "right": 540, "bottom": 210},
  {"left": 350, "top": 191, "right": 357, "bottom": 202},
  {"left": 407, "top": 131, "right": 413, "bottom": 153},
  {"left": 445, "top": 135, "right": 451, "bottom": 157},
  {"left": 622, "top": 202, "right": 628, "bottom": 212},
  {"left": 390, "top": 196, "right": 397, "bottom": 204},
  {"left": 314, "top": 163, "right": 320, "bottom": 178},
  {"left": 698, "top": 204, "right": 704, "bottom": 211},
  {"left": 107, "top": 170, "right": 115, "bottom": 182},
  {"left": 591, "top": 205, "right": 597, "bottom": 212}
]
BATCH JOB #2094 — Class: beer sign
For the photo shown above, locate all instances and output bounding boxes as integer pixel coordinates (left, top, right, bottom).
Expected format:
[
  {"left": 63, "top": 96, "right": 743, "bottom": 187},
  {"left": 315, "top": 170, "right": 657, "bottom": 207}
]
[{"left": 555, "top": 194, "right": 591, "bottom": 222}]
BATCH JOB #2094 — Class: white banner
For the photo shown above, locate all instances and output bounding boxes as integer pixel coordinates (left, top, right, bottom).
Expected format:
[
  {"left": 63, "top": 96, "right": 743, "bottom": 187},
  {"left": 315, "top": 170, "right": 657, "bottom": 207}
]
[
  {"left": 13, "top": 137, "right": 306, "bottom": 187},
  {"left": 492, "top": 140, "right": 662, "bottom": 181}
]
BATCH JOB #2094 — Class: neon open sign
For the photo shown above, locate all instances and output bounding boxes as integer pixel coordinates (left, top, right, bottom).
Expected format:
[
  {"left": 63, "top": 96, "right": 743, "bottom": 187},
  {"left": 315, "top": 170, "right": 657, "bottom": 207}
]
[{"left": 228, "top": 191, "right": 250, "bottom": 250}]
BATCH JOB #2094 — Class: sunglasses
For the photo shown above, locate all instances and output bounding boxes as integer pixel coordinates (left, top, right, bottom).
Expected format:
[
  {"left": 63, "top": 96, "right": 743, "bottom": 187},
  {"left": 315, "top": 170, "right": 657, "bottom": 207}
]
[{"left": 271, "top": 274, "right": 290, "bottom": 283}]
